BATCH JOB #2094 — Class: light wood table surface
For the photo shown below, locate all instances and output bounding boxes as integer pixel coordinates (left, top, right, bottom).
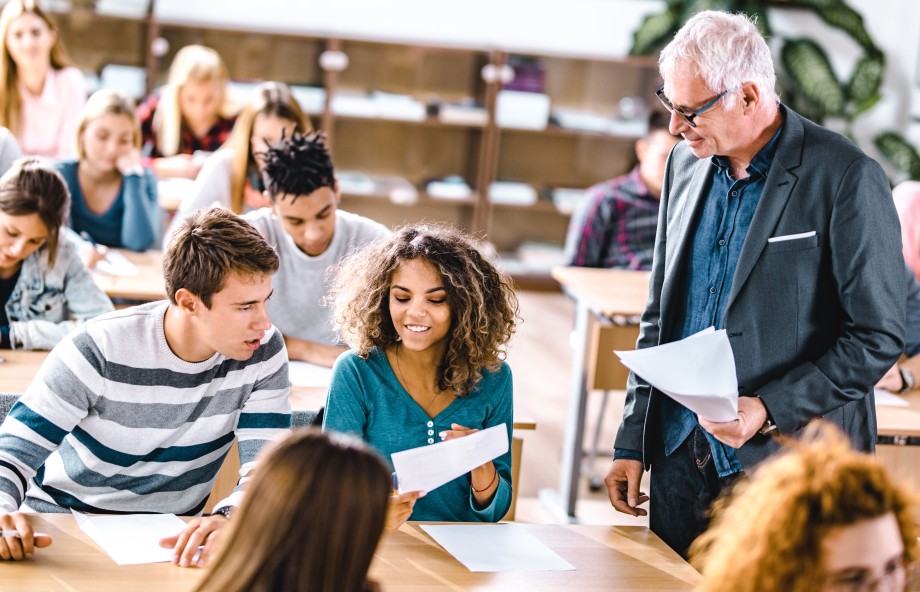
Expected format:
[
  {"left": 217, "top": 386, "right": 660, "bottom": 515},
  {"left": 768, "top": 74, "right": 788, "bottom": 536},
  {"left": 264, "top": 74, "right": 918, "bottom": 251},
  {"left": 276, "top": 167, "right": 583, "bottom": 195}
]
[
  {"left": 1, "top": 349, "right": 49, "bottom": 393},
  {"left": 5, "top": 514, "right": 700, "bottom": 592},
  {"left": 90, "top": 249, "right": 166, "bottom": 302}
]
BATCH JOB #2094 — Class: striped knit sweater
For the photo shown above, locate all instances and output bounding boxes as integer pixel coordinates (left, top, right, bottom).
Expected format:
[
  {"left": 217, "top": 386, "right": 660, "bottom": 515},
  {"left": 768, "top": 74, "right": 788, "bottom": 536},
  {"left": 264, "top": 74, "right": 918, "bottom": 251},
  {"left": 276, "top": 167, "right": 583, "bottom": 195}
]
[{"left": 0, "top": 301, "right": 292, "bottom": 515}]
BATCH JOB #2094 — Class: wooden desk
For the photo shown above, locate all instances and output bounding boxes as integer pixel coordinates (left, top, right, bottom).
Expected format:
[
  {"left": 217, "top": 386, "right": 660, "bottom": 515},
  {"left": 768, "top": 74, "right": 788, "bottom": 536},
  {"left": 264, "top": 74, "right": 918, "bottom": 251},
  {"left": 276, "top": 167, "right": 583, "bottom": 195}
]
[
  {"left": 547, "top": 266, "right": 650, "bottom": 520},
  {"left": 91, "top": 250, "right": 166, "bottom": 302},
  {"left": 875, "top": 355, "right": 920, "bottom": 494},
  {"left": 6, "top": 514, "right": 700, "bottom": 592},
  {"left": 1, "top": 349, "right": 49, "bottom": 393}
]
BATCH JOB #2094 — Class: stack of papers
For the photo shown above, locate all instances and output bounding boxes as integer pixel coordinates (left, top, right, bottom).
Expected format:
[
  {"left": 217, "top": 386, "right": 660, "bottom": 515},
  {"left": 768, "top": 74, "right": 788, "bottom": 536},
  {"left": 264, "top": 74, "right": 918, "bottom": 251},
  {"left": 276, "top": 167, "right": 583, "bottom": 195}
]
[
  {"left": 615, "top": 327, "right": 739, "bottom": 422},
  {"left": 875, "top": 389, "right": 910, "bottom": 407}
]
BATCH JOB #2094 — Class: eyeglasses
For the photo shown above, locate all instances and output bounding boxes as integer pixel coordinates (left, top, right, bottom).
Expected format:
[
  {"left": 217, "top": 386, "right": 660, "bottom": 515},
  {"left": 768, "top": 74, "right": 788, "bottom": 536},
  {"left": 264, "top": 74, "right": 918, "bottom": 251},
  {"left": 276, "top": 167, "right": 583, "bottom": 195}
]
[
  {"left": 655, "top": 86, "right": 731, "bottom": 128},
  {"left": 825, "top": 558, "right": 908, "bottom": 592}
]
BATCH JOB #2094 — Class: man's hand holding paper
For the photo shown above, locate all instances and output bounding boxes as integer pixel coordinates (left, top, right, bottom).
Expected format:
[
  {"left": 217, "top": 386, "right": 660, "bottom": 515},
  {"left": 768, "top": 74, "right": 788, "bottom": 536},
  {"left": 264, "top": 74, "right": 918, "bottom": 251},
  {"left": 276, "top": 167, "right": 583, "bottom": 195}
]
[{"left": 615, "top": 328, "right": 739, "bottom": 422}]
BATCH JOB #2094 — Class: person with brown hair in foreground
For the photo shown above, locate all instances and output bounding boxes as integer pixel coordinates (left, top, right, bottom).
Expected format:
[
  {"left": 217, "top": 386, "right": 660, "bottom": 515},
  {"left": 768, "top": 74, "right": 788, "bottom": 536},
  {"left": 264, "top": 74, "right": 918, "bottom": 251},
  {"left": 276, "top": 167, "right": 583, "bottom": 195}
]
[{"left": 194, "top": 429, "right": 390, "bottom": 592}]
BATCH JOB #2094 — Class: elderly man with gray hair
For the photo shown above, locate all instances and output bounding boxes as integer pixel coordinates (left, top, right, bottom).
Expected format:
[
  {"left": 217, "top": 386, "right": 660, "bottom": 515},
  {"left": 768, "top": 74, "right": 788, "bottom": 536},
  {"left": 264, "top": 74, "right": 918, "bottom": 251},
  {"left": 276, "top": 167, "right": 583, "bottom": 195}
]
[{"left": 605, "top": 10, "right": 905, "bottom": 557}]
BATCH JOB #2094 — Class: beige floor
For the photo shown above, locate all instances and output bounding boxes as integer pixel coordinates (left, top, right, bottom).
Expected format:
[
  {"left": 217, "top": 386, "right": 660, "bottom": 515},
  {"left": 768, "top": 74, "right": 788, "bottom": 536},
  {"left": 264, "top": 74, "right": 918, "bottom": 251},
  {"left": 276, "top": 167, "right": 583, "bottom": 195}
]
[{"left": 505, "top": 289, "right": 650, "bottom": 526}]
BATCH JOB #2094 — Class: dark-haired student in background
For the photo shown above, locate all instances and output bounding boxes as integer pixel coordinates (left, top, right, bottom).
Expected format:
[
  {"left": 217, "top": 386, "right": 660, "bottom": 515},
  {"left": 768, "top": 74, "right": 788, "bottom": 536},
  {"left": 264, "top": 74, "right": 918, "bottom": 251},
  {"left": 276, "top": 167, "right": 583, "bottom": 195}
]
[
  {"left": 243, "top": 130, "right": 389, "bottom": 367},
  {"left": 563, "top": 110, "right": 680, "bottom": 270}
]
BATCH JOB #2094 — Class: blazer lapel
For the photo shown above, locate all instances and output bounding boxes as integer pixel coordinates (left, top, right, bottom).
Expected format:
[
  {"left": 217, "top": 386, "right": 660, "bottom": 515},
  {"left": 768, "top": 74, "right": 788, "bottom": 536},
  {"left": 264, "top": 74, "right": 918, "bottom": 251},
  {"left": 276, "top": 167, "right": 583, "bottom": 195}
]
[
  {"left": 660, "top": 154, "right": 712, "bottom": 335},
  {"left": 726, "top": 107, "right": 804, "bottom": 309}
]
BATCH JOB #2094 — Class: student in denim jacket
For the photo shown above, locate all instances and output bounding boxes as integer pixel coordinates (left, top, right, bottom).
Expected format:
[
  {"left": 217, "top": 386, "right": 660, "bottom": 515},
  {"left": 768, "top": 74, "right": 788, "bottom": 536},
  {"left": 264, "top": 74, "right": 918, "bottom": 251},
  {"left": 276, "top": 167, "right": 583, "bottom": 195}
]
[{"left": 0, "top": 158, "right": 112, "bottom": 350}]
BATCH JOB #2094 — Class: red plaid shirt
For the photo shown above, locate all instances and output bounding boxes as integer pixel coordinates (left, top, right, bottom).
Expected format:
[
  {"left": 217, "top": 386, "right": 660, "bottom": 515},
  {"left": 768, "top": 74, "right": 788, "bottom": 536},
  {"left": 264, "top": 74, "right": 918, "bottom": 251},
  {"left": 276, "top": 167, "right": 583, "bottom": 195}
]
[{"left": 137, "top": 92, "right": 236, "bottom": 158}]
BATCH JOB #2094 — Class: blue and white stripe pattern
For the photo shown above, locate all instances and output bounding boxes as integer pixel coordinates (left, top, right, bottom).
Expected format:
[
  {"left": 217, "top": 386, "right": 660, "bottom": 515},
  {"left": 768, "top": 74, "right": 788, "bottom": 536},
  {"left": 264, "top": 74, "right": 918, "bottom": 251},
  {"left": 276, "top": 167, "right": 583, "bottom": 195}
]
[{"left": 0, "top": 301, "right": 291, "bottom": 515}]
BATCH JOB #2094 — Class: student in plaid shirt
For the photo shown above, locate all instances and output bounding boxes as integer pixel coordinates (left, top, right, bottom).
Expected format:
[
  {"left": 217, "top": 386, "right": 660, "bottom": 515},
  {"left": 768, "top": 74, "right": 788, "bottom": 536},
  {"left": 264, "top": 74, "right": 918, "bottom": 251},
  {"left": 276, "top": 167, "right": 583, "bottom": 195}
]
[{"left": 564, "top": 110, "right": 679, "bottom": 270}]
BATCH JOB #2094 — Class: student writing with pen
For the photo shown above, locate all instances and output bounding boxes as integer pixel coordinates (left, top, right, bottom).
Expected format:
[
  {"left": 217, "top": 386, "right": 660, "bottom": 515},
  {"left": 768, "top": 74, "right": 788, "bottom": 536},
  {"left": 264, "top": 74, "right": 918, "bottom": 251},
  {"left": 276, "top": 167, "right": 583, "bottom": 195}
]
[
  {"left": 323, "top": 224, "right": 519, "bottom": 523},
  {"left": 55, "top": 89, "right": 159, "bottom": 269}
]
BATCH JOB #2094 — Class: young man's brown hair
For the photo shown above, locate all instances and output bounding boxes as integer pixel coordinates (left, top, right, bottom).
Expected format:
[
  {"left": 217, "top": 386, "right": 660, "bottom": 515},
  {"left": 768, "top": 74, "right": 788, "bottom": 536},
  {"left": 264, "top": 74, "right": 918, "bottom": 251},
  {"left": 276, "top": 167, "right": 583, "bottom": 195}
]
[{"left": 164, "top": 207, "right": 279, "bottom": 308}]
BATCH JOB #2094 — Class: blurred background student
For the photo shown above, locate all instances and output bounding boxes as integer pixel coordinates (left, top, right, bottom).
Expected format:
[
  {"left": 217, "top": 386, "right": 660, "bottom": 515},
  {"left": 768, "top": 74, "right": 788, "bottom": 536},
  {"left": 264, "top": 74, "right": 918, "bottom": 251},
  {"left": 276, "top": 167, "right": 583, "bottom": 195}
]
[
  {"left": 0, "top": 158, "right": 112, "bottom": 351},
  {"left": 165, "top": 81, "right": 309, "bottom": 243},
  {"left": 0, "top": 0, "right": 85, "bottom": 158},
  {"left": 563, "top": 110, "right": 680, "bottom": 271},
  {"left": 691, "top": 422, "right": 918, "bottom": 592},
  {"left": 137, "top": 44, "right": 236, "bottom": 180},
  {"left": 194, "top": 430, "right": 389, "bottom": 592},
  {"left": 324, "top": 224, "right": 519, "bottom": 523},
  {"left": 55, "top": 89, "right": 159, "bottom": 259}
]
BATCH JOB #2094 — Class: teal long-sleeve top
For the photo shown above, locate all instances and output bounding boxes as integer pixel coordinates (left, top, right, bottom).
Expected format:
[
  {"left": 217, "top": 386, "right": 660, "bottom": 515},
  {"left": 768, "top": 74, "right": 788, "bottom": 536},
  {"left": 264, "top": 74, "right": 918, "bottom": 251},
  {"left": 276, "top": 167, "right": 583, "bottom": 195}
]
[
  {"left": 55, "top": 159, "right": 159, "bottom": 251},
  {"left": 324, "top": 348, "right": 513, "bottom": 522}
]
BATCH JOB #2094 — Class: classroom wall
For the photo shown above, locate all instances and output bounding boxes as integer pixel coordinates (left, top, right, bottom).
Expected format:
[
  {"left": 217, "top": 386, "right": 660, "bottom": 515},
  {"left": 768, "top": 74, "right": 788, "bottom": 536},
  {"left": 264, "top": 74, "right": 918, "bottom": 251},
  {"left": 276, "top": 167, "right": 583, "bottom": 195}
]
[{"left": 771, "top": 0, "right": 920, "bottom": 181}]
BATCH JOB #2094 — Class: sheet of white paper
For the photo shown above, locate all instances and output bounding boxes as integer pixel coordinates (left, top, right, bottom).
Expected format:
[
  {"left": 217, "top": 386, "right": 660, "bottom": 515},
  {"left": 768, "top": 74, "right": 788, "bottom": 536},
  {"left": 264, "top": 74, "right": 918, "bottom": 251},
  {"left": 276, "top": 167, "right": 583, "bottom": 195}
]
[
  {"left": 391, "top": 423, "right": 508, "bottom": 494},
  {"left": 616, "top": 327, "right": 739, "bottom": 422},
  {"left": 288, "top": 360, "right": 333, "bottom": 388},
  {"left": 421, "top": 524, "right": 575, "bottom": 572},
  {"left": 94, "top": 250, "right": 139, "bottom": 276},
  {"left": 72, "top": 510, "right": 186, "bottom": 565},
  {"left": 875, "top": 388, "right": 910, "bottom": 408}
]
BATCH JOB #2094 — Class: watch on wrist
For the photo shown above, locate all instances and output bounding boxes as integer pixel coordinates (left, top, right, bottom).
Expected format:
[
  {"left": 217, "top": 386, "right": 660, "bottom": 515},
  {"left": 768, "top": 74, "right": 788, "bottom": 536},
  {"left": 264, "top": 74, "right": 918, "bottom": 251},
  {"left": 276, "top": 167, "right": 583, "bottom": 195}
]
[
  {"left": 210, "top": 505, "right": 233, "bottom": 520},
  {"left": 899, "top": 367, "right": 916, "bottom": 395},
  {"left": 758, "top": 417, "right": 778, "bottom": 436}
]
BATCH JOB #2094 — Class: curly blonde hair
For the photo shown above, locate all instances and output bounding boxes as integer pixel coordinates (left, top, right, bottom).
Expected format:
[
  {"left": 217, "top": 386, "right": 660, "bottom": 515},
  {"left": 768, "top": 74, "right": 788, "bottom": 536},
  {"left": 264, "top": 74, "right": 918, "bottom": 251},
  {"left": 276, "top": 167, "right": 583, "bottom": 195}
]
[
  {"left": 330, "top": 224, "right": 519, "bottom": 395},
  {"left": 691, "top": 422, "right": 919, "bottom": 592}
]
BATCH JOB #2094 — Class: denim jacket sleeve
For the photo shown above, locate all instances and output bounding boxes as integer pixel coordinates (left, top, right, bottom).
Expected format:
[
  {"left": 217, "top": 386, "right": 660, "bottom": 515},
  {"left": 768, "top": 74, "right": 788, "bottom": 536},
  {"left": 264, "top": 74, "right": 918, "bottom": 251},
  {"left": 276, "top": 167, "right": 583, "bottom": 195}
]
[{"left": 8, "top": 235, "right": 114, "bottom": 350}]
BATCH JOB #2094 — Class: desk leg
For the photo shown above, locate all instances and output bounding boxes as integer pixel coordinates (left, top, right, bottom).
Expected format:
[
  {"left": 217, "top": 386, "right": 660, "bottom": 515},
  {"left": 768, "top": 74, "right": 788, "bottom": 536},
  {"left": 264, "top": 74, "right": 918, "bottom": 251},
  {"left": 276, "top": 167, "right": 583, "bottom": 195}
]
[{"left": 540, "top": 297, "right": 592, "bottom": 521}]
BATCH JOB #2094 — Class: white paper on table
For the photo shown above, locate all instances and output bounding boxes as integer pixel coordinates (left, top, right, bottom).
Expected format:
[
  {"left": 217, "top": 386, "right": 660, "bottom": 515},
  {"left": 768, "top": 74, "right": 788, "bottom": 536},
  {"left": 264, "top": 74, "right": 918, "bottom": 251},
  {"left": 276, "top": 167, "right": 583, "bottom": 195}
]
[
  {"left": 875, "top": 388, "right": 910, "bottom": 407},
  {"left": 391, "top": 423, "right": 508, "bottom": 494},
  {"left": 615, "top": 327, "right": 739, "bottom": 422},
  {"left": 94, "top": 250, "right": 139, "bottom": 276},
  {"left": 72, "top": 510, "right": 186, "bottom": 565},
  {"left": 421, "top": 524, "right": 575, "bottom": 572},
  {"left": 288, "top": 360, "right": 333, "bottom": 388}
]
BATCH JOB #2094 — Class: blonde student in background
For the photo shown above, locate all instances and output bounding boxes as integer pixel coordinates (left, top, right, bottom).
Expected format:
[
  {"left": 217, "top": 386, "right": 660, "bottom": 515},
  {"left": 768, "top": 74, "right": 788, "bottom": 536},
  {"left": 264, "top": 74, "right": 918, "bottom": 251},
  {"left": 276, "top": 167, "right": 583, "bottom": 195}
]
[
  {"left": 0, "top": 0, "right": 86, "bottom": 159},
  {"left": 164, "top": 81, "right": 311, "bottom": 244},
  {"left": 193, "top": 430, "right": 389, "bottom": 592},
  {"left": 324, "top": 224, "right": 519, "bottom": 523},
  {"left": 55, "top": 89, "right": 159, "bottom": 267},
  {"left": 136, "top": 44, "right": 236, "bottom": 180},
  {"left": 692, "top": 422, "right": 918, "bottom": 592},
  {"left": 0, "top": 158, "right": 112, "bottom": 351},
  {"left": 244, "top": 130, "right": 389, "bottom": 367}
]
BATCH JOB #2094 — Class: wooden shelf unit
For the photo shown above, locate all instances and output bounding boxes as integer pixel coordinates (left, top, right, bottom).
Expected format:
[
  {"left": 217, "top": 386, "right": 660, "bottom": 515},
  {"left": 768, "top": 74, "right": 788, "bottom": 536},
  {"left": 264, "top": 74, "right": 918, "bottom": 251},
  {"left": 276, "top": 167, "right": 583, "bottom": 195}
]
[{"left": 54, "top": 2, "right": 660, "bottom": 262}]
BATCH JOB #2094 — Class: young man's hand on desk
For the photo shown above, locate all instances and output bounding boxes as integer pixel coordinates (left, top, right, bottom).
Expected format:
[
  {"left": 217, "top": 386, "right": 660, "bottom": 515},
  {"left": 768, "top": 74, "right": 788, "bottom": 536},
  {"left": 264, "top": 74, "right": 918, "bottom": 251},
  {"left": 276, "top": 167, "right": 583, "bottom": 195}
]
[
  {"left": 0, "top": 511, "right": 52, "bottom": 560},
  {"left": 159, "top": 514, "right": 228, "bottom": 568}
]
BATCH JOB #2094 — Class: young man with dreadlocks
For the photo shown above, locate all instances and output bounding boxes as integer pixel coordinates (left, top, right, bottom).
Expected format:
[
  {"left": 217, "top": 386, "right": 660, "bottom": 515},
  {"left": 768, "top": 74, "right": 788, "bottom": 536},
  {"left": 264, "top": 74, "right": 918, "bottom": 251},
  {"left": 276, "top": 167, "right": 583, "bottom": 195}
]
[{"left": 243, "top": 131, "right": 390, "bottom": 367}]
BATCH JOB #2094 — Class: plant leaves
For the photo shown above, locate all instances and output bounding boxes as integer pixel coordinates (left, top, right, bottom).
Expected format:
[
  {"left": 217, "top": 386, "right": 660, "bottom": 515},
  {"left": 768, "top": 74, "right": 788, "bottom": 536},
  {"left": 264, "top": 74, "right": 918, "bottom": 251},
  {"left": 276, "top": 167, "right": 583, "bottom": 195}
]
[
  {"left": 875, "top": 132, "right": 920, "bottom": 180},
  {"left": 817, "top": 4, "right": 879, "bottom": 54},
  {"left": 630, "top": 8, "right": 678, "bottom": 56},
  {"left": 781, "top": 39, "right": 845, "bottom": 116},
  {"left": 848, "top": 54, "right": 884, "bottom": 111}
]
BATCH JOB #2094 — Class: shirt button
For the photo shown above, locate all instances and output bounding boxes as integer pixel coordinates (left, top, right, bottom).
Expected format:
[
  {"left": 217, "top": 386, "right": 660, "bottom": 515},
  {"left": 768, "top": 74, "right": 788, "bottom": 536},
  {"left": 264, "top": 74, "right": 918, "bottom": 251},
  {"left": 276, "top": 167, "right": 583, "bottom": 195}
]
[
  {"left": 709, "top": 287, "right": 716, "bottom": 294},
  {"left": 428, "top": 429, "right": 434, "bottom": 436},
  {"left": 731, "top": 190, "right": 738, "bottom": 197},
  {"left": 427, "top": 421, "right": 434, "bottom": 427},
  {"left": 427, "top": 438, "right": 434, "bottom": 444},
  {"left": 718, "top": 239, "right": 726, "bottom": 246}
]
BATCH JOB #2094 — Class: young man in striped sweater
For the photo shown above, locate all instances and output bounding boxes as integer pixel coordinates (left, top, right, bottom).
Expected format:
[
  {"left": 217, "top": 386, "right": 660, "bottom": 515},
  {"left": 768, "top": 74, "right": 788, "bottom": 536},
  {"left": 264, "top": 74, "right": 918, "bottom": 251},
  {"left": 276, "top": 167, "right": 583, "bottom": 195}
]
[{"left": 0, "top": 207, "right": 291, "bottom": 567}]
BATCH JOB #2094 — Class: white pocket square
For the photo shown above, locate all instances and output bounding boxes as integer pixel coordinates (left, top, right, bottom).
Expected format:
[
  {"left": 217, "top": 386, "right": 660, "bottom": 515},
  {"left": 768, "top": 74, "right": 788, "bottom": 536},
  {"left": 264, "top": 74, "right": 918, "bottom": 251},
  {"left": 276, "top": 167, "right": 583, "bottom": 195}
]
[{"left": 767, "top": 230, "right": 816, "bottom": 243}]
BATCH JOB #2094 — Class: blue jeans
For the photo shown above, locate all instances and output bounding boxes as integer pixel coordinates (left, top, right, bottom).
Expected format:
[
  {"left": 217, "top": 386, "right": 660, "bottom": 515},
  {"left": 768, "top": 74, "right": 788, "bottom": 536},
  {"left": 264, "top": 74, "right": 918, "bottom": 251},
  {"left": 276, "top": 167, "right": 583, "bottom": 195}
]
[{"left": 649, "top": 427, "right": 742, "bottom": 559}]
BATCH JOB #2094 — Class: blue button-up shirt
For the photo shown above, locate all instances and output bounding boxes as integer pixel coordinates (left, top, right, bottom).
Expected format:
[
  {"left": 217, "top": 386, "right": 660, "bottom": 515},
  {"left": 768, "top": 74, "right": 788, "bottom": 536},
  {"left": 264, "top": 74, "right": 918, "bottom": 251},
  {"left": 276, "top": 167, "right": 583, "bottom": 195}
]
[{"left": 657, "top": 124, "right": 783, "bottom": 478}]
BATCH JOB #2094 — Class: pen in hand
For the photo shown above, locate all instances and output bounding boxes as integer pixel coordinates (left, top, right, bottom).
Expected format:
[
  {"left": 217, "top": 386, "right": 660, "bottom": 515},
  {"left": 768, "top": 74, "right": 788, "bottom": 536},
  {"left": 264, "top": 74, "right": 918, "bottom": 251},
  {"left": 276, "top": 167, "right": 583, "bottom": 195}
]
[
  {"left": 78, "top": 231, "right": 109, "bottom": 268},
  {"left": 0, "top": 530, "right": 51, "bottom": 538}
]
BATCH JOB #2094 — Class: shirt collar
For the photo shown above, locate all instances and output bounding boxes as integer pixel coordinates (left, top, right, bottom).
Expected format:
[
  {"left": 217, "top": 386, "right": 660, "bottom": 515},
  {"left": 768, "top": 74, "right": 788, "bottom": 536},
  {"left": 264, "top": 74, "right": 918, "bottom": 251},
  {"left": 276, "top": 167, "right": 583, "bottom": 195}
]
[{"left": 711, "top": 113, "right": 785, "bottom": 179}]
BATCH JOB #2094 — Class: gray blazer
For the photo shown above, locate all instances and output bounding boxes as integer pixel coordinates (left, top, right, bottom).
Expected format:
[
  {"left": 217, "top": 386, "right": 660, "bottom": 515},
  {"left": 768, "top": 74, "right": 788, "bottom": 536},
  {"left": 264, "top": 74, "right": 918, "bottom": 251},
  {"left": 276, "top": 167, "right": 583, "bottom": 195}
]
[{"left": 614, "top": 106, "right": 906, "bottom": 468}]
